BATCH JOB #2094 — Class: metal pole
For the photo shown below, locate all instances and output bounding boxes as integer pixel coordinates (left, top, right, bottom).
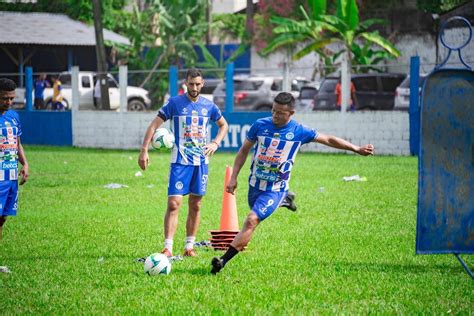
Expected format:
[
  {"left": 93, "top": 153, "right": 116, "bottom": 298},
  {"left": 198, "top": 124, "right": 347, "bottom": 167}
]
[
  {"left": 454, "top": 254, "right": 474, "bottom": 280},
  {"left": 169, "top": 66, "right": 178, "bottom": 97},
  {"left": 409, "top": 56, "right": 420, "bottom": 156},
  {"left": 71, "top": 66, "right": 79, "bottom": 112},
  {"left": 225, "top": 63, "right": 234, "bottom": 113},
  {"left": 119, "top": 65, "right": 127, "bottom": 112},
  {"left": 25, "top": 67, "right": 33, "bottom": 111}
]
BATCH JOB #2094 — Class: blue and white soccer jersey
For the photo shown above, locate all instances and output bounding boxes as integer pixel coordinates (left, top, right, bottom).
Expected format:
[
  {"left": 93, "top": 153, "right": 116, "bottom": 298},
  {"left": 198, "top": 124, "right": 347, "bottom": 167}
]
[
  {"left": 0, "top": 110, "right": 21, "bottom": 216},
  {"left": 246, "top": 117, "right": 317, "bottom": 220},
  {"left": 158, "top": 95, "right": 222, "bottom": 196}
]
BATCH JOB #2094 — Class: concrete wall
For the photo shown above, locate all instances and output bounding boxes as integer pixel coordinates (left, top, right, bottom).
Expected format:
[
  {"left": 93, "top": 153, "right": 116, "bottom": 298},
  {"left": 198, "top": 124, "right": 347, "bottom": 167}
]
[
  {"left": 72, "top": 110, "right": 410, "bottom": 156},
  {"left": 252, "top": 28, "right": 474, "bottom": 79}
]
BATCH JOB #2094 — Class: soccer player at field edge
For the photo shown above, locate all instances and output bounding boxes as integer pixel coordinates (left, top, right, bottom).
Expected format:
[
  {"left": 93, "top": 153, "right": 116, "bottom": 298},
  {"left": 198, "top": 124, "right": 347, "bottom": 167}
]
[
  {"left": 138, "top": 68, "right": 228, "bottom": 257},
  {"left": 0, "top": 78, "right": 29, "bottom": 240},
  {"left": 211, "top": 92, "right": 374, "bottom": 274}
]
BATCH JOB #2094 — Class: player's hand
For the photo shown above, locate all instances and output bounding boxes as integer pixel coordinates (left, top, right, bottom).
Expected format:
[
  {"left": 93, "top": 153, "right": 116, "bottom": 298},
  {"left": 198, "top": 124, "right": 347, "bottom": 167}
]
[
  {"left": 138, "top": 150, "right": 149, "bottom": 170},
  {"left": 358, "top": 144, "right": 374, "bottom": 156},
  {"left": 19, "top": 164, "right": 29, "bottom": 185},
  {"left": 204, "top": 142, "right": 219, "bottom": 157},
  {"left": 226, "top": 178, "right": 237, "bottom": 195}
]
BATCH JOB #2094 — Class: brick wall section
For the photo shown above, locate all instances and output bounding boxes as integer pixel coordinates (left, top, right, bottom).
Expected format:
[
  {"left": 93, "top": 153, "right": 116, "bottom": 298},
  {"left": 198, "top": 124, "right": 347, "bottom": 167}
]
[{"left": 72, "top": 111, "right": 411, "bottom": 156}]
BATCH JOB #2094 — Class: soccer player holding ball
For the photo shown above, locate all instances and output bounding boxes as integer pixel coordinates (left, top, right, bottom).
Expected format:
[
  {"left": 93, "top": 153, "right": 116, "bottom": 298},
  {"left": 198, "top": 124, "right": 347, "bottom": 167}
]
[
  {"left": 0, "top": 78, "right": 29, "bottom": 240},
  {"left": 139, "top": 68, "right": 228, "bottom": 257},
  {"left": 211, "top": 92, "right": 374, "bottom": 274}
]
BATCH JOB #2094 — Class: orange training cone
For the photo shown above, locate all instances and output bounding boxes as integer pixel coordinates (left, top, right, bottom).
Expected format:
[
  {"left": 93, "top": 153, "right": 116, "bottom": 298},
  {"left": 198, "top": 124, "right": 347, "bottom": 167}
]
[
  {"left": 208, "top": 165, "right": 240, "bottom": 251},
  {"left": 219, "top": 165, "right": 239, "bottom": 231}
]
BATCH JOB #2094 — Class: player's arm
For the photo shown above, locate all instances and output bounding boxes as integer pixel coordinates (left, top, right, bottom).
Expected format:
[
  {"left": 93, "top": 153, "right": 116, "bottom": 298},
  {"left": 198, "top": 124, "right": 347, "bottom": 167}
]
[
  {"left": 204, "top": 116, "right": 228, "bottom": 156},
  {"left": 17, "top": 137, "right": 29, "bottom": 185},
  {"left": 226, "top": 139, "right": 255, "bottom": 194},
  {"left": 138, "top": 116, "right": 165, "bottom": 170},
  {"left": 315, "top": 133, "right": 374, "bottom": 156}
]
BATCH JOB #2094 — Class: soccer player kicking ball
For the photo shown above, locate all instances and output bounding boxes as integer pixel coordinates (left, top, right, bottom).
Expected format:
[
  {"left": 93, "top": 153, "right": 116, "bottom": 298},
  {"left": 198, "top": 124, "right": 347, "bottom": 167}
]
[
  {"left": 139, "top": 69, "right": 228, "bottom": 258},
  {"left": 211, "top": 92, "right": 374, "bottom": 274},
  {"left": 0, "top": 78, "right": 29, "bottom": 240}
]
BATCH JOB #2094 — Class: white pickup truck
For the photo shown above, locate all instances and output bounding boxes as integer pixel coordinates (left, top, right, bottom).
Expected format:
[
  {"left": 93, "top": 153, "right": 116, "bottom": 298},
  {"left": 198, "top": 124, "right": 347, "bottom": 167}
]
[{"left": 15, "top": 71, "right": 151, "bottom": 111}]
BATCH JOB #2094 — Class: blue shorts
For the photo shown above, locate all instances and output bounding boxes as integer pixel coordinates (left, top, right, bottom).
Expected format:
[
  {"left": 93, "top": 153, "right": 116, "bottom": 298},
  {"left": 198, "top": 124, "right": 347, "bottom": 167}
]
[
  {"left": 248, "top": 185, "right": 287, "bottom": 221},
  {"left": 0, "top": 181, "right": 18, "bottom": 216},
  {"left": 168, "top": 163, "right": 208, "bottom": 196}
]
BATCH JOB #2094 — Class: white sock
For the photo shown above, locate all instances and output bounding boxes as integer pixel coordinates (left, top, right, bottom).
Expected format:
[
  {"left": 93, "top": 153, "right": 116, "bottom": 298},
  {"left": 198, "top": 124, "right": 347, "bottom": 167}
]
[
  {"left": 184, "top": 236, "right": 196, "bottom": 250},
  {"left": 164, "top": 239, "right": 173, "bottom": 253}
]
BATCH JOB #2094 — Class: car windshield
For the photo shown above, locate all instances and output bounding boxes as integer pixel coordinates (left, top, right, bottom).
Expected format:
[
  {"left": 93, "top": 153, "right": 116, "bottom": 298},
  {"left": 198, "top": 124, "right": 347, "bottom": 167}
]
[
  {"left": 320, "top": 79, "right": 337, "bottom": 92},
  {"left": 300, "top": 88, "right": 317, "bottom": 99},
  {"left": 234, "top": 80, "right": 263, "bottom": 91},
  {"left": 400, "top": 75, "right": 427, "bottom": 88}
]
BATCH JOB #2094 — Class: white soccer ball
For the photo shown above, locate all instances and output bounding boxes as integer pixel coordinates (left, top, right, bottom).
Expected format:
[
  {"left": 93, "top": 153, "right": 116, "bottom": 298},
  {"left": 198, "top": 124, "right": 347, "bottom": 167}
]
[
  {"left": 144, "top": 253, "right": 172, "bottom": 276},
  {"left": 151, "top": 128, "right": 175, "bottom": 150}
]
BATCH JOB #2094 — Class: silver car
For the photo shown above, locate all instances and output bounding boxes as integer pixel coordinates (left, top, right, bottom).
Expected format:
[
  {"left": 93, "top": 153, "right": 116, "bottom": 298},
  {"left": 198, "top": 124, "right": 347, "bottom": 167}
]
[
  {"left": 394, "top": 74, "right": 427, "bottom": 111},
  {"left": 213, "top": 75, "right": 310, "bottom": 112}
]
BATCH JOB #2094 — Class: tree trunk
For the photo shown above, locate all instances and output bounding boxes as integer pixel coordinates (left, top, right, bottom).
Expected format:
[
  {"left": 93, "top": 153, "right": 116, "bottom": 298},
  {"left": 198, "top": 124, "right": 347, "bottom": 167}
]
[
  {"left": 341, "top": 51, "right": 351, "bottom": 113},
  {"left": 206, "top": 0, "right": 212, "bottom": 44},
  {"left": 246, "top": 0, "right": 254, "bottom": 37},
  {"left": 92, "top": 0, "right": 111, "bottom": 110}
]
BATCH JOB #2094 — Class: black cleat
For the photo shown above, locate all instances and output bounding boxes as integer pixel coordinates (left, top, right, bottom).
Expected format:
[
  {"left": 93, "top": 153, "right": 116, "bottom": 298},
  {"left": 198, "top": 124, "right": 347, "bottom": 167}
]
[
  {"left": 211, "top": 257, "right": 224, "bottom": 274},
  {"left": 280, "top": 191, "right": 297, "bottom": 212}
]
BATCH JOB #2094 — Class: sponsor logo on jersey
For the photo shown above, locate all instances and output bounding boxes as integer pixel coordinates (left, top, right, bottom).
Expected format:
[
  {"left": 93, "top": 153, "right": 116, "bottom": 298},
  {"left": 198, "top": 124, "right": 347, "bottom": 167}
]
[
  {"left": 191, "top": 110, "right": 198, "bottom": 116},
  {"left": 2, "top": 161, "right": 17, "bottom": 169},
  {"left": 182, "top": 108, "right": 188, "bottom": 114}
]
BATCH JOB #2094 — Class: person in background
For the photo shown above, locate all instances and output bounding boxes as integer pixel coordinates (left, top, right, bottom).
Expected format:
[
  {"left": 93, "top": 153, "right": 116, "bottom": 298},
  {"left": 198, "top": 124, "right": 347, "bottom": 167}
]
[
  {"left": 33, "top": 73, "right": 49, "bottom": 110},
  {"left": 51, "top": 76, "right": 64, "bottom": 111},
  {"left": 335, "top": 78, "right": 357, "bottom": 112}
]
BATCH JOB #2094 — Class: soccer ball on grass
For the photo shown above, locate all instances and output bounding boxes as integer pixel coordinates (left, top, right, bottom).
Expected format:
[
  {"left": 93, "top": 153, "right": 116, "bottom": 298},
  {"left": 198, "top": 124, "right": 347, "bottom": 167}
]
[
  {"left": 151, "top": 128, "right": 175, "bottom": 150},
  {"left": 144, "top": 253, "right": 172, "bottom": 276}
]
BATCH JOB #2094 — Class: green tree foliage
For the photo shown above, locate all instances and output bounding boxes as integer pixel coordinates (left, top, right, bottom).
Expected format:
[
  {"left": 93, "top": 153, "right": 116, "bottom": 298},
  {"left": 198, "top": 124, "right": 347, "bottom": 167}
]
[
  {"left": 261, "top": 0, "right": 400, "bottom": 75},
  {"left": 417, "top": 0, "right": 470, "bottom": 13},
  {"left": 211, "top": 13, "right": 246, "bottom": 41}
]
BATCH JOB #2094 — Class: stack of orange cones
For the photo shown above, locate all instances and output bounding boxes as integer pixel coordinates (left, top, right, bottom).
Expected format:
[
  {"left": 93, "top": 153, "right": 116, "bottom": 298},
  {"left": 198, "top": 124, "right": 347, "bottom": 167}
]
[{"left": 209, "top": 166, "right": 240, "bottom": 251}]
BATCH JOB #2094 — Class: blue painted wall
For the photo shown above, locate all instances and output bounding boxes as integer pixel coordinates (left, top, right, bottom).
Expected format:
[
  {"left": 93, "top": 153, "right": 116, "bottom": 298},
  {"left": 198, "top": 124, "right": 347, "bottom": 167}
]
[{"left": 17, "top": 111, "right": 73, "bottom": 146}]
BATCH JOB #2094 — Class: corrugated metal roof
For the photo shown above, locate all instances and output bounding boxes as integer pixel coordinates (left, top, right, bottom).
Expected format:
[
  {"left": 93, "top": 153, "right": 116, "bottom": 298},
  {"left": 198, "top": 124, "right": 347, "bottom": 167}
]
[{"left": 0, "top": 11, "right": 130, "bottom": 46}]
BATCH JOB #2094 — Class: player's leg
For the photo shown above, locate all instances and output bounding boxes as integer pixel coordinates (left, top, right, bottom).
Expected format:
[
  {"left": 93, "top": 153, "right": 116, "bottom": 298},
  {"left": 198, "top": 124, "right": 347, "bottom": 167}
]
[
  {"left": 162, "top": 164, "right": 192, "bottom": 256},
  {"left": 183, "top": 194, "right": 202, "bottom": 257},
  {"left": 0, "top": 182, "right": 17, "bottom": 241},
  {"left": 211, "top": 188, "right": 286, "bottom": 274},
  {"left": 183, "top": 164, "right": 208, "bottom": 257},
  {"left": 279, "top": 191, "right": 297, "bottom": 212},
  {"left": 162, "top": 195, "right": 183, "bottom": 256},
  {"left": 0, "top": 216, "right": 6, "bottom": 240}
]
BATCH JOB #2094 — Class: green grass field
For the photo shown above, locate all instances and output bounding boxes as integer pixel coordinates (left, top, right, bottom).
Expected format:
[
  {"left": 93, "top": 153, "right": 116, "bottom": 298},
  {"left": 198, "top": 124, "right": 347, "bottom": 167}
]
[{"left": 1, "top": 146, "right": 472, "bottom": 314}]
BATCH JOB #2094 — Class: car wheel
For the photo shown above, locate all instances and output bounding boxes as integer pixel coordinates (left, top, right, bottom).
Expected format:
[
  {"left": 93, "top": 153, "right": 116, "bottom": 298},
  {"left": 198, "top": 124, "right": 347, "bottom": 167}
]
[{"left": 127, "top": 99, "right": 145, "bottom": 111}]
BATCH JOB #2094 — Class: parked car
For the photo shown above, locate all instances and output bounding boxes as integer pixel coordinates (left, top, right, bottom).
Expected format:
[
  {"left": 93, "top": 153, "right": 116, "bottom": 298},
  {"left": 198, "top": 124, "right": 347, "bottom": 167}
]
[
  {"left": 296, "top": 85, "right": 318, "bottom": 112},
  {"left": 393, "top": 74, "right": 427, "bottom": 111},
  {"left": 164, "top": 78, "right": 223, "bottom": 104},
  {"left": 213, "top": 75, "right": 309, "bottom": 111},
  {"left": 14, "top": 72, "right": 151, "bottom": 111},
  {"left": 313, "top": 73, "right": 406, "bottom": 111}
]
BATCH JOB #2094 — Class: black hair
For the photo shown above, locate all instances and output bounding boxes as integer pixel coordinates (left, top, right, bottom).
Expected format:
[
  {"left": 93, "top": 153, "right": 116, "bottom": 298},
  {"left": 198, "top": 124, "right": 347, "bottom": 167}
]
[
  {"left": 274, "top": 92, "right": 295, "bottom": 109},
  {"left": 0, "top": 78, "right": 17, "bottom": 92},
  {"left": 185, "top": 68, "right": 203, "bottom": 80}
]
